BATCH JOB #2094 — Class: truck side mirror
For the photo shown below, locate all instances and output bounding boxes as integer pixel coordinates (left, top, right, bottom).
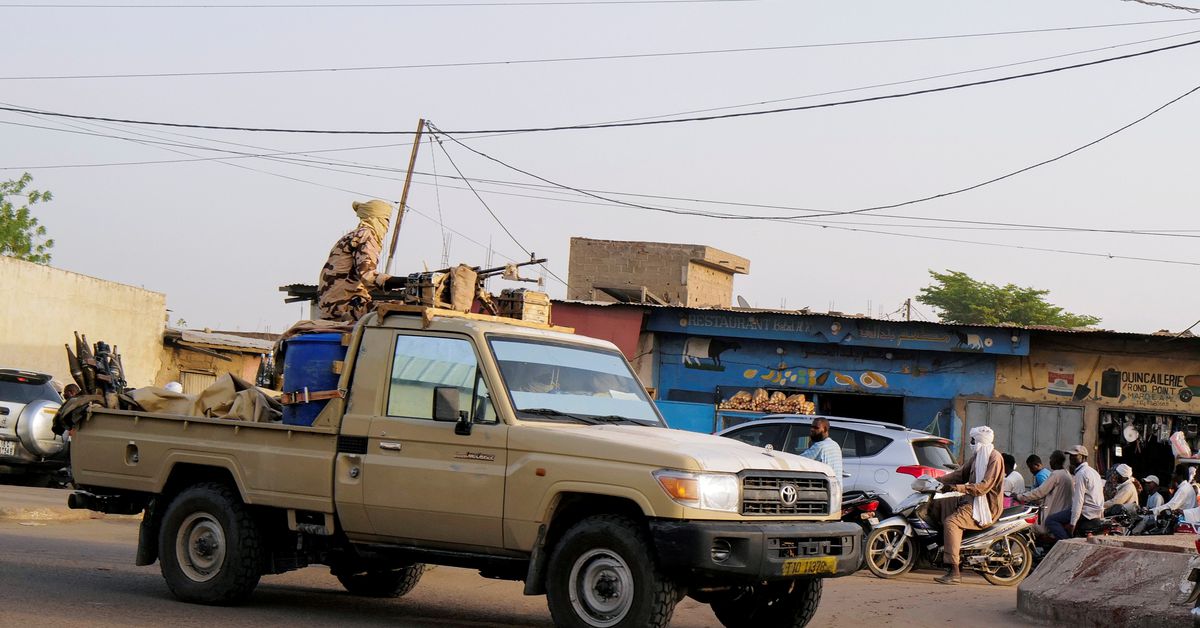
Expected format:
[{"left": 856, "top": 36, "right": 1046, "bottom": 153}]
[{"left": 433, "top": 387, "right": 460, "bottom": 422}]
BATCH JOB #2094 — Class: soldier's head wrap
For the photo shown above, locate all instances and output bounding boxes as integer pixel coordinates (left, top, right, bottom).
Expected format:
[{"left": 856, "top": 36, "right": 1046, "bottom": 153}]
[{"left": 353, "top": 199, "right": 392, "bottom": 242}]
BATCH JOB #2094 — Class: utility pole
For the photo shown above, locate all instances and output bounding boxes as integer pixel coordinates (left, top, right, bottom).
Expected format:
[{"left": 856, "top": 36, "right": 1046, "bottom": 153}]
[
  {"left": 904, "top": 298, "right": 912, "bottom": 321},
  {"left": 386, "top": 118, "right": 426, "bottom": 273}
]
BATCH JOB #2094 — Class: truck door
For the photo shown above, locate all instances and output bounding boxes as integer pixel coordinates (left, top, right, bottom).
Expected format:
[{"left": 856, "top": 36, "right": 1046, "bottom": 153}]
[{"left": 361, "top": 333, "right": 508, "bottom": 549}]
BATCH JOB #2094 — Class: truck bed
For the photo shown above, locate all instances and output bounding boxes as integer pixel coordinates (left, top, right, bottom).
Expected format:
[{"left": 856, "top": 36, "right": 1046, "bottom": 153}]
[{"left": 71, "top": 408, "right": 339, "bottom": 513}]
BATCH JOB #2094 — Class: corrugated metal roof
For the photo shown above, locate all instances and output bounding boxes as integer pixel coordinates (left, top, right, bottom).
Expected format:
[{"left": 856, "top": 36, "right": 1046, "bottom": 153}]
[
  {"left": 552, "top": 299, "right": 1197, "bottom": 341},
  {"left": 165, "top": 328, "right": 274, "bottom": 353}
]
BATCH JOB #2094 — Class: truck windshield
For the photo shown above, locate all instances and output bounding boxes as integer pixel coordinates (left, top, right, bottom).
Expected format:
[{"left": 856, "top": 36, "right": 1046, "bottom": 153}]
[{"left": 490, "top": 337, "right": 662, "bottom": 426}]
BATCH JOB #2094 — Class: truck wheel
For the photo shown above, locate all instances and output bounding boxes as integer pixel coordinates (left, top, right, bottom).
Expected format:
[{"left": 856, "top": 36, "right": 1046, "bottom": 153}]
[
  {"left": 710, "top": 579, "right": 823, "bottom": 628},
  {"left": 545, "top": 514, "right": 678, "bottom": 628},
  {"left": 337, "top": 564, "right": 424, "bottom": 597},
  {"left": 158, "top": 483, "right": 261, "bottom": 605}
]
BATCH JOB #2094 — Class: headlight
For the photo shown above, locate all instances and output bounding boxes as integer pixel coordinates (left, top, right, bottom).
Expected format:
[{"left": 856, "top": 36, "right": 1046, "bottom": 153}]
[
  {"left": 653, "top": 469, "right": 740, "bottom": 512},
  {"left": 828, "top": 478, "right": 842, "bottom": 513}
]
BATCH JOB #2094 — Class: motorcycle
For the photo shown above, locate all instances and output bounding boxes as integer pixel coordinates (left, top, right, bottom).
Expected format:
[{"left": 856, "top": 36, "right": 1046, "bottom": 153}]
[
  {"left": 864, "top": 476, "right": 1038, "bottom": 586},
  {"left": 841, "top": 490, "right": 883, "bottom": 534}
]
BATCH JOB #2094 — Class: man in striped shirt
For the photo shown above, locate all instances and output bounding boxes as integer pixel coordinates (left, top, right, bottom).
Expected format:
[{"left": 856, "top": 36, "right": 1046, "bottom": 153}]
[{"left": 800, "top": 417, "right": 843, "bottom": 487}]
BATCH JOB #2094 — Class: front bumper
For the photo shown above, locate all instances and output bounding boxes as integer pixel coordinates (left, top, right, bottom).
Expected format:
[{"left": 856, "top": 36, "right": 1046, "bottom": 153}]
[{"left": 649, "top": 519, "right": 862, "bottom": 582}]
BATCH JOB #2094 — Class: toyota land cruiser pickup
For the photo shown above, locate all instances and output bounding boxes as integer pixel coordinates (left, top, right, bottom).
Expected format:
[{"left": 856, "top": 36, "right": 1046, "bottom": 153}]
[{"left": 64, "top": 306, "right": 860, "bottom": 628}]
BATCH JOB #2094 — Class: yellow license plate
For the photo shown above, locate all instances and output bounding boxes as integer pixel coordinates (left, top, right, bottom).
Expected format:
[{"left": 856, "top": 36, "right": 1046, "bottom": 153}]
[{"left": 782, "top": 557, "right": 836, "bottom": 576}]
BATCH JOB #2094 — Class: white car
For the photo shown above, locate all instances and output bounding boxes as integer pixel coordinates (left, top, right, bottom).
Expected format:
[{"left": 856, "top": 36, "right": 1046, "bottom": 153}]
[
  {"left": 0, "top": 368, "right": 68, "bottom": 484},
  {"left": 717, "top": 415, "right": 957, "bottom": 516}
]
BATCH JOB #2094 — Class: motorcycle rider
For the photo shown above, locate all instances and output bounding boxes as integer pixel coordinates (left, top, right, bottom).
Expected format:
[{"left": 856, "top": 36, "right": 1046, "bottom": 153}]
[
  {"left": 1103, "top": 463, "right": 1138, "bottom": 516},
  {"left": 1046, "top": 444, "right": 1104, "bottom": 540},
  {"left": 930, "top": 425, "right": 1005, "bottom": 585},
  {"left": 1016, "top": 450, "right": 1073, "bottom": 537},
  {"left": 1153, "top": 466, "right": 1198, "bottom": 515}
]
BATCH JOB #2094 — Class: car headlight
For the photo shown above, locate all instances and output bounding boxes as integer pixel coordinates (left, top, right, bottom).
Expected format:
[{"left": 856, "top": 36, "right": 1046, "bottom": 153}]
[
  {"left": 828, "top": 477, "right": 842, "bottom": 513},
  {"left": 653, "top": 469, "right": 740, "bottom": 512}
]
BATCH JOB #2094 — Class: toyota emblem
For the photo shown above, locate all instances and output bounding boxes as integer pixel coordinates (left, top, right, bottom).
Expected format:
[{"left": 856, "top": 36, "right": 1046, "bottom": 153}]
[{"left": 779, "top": 483, "right": 799, "bottom": 505}]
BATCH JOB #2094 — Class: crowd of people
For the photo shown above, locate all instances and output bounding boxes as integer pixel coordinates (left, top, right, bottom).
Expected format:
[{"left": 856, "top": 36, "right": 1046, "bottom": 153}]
[{"left": 1011, "top": 447, "right": 1194, "bottom": 539}]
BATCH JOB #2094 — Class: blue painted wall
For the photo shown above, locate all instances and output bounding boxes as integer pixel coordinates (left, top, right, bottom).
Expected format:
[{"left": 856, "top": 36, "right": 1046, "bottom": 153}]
[{"left": 653, "top": 332, "right": 997, "bottom": 434}]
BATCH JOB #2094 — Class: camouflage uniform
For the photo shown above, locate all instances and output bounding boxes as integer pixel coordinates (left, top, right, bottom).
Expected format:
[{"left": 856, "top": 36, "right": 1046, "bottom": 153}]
[{"left": 317, "top": 225, "right": 387, "bottom": 322}]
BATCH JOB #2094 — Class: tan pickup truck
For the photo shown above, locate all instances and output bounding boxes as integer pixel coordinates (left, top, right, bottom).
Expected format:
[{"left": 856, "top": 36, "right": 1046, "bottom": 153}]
[{"left": 65, "top": 307, "right": 860, "bottom": 628}]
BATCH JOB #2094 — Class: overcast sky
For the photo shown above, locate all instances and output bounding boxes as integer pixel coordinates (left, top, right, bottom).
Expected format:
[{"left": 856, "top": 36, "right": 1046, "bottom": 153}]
[{"left": 4, "top": 0, "right": 1200, "bottom": 334}]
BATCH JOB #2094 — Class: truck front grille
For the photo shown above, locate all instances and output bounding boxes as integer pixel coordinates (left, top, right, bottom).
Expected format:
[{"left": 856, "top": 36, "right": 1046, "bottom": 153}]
[{"left": 741, "top": 474, "right": 830, "bottom": 516}]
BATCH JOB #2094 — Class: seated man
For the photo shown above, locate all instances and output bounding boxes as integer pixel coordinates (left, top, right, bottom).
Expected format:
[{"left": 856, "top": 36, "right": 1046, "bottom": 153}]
[
  {"left": 1103, "top": 464, "right": 1138, "bottom": 516},
  {"left": 1046, "top": 445, "right": 1104, "bottom": 540},
  {"left": 1016, "top": 450, "right": 1073, "bottom": 537},
  {"left": 928, "top": 426, "right": 1004, "bottom": 585}
]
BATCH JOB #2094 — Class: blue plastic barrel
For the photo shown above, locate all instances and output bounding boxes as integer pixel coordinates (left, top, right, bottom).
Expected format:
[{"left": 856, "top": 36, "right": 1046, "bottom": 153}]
[{"left": 281, "top": 333, "right": 347, "bottom": 426}]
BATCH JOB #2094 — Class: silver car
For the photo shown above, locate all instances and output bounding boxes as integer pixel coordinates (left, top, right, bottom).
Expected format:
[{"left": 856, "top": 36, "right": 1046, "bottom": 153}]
[
  {"left": 717, "top": 415, "right": 957, "bottom": 516},
  {"left": 0, "top": 368, "right": 68, "bottom": 484}
]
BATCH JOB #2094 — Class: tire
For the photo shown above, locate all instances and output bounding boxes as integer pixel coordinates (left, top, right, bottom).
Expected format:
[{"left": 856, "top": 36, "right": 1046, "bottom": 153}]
[
  {"left": 545, "top": 514, "right": 677, "bottom": 628},
  {"left": 865, "top": 527, "right": 916, "bottom": 579},
  {"left": 981, "top": 536, "right": 1033, "bottom": 586},
  {"left": 710, "top": 578, "right": 823, "bottom": 628},
  {"left": 337, "top": 565, "right": 424, "bottom": 598},
  {"left": 158, "top": 482, "right": 261, "bottom": 605}
]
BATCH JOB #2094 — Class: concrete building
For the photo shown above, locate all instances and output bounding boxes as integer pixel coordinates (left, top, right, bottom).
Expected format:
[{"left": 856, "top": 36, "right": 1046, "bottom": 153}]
[
  {"left": 0, "top": 256, "right": 165, "bottom": 387},
  {"left": 566, "top": 237, "right": 749, "bottom": 308}
]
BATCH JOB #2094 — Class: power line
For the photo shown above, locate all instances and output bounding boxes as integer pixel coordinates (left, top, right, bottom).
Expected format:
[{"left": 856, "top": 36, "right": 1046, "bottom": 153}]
[
  {"left": 1121, "top": 0, "right": 1200, "bottom": 13},
  {"left": 426, "top": 75, "right": 1200, "bottom": 225},
  {"left": 4, "top": 18, "right": 1198, "bottom": 81},
  {"left": 11, "top": 103, "right": 1200, "bottom": 242},
  {"left": 585, "top": 27, "right": 1200, "bottom": 126},
  {"left": 0, "top": 0, "right": 755, "bottom": 7},
  {"left": 12, "top": 112, "right": 570, "bottom": 285},
  {"left": 11, "top": 109, "right": 1200, "bottom": 271},
  {"left": 4, "top": 37, "right": 1199, "bottom": 135},
  {"left": 13, "top": 27, "right": 1198, "bottom": 169},
  {"left": 427, "top": 128, "right": 567, "bottom": 285}
]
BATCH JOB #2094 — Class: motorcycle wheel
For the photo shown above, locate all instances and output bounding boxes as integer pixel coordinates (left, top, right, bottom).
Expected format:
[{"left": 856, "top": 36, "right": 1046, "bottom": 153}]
[
  {"left": 981, "top": 536, "right": 1033, "bottom": 586},
  {"left": 865, "top": 527, "right": 916, "bottom": 579}
]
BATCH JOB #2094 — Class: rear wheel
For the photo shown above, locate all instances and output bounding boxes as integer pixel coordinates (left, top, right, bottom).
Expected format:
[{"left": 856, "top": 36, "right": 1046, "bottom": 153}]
[
  {"left": 710, "top": 578, "right": 823, "bottom": 628},
  {"left": 981, "top": 535, "right": 1033, "bottom": 586},
  {"left": 158, "top": 483, "right": 261, "bottom": 605},
  {"left": 865, "top": 527, "right": 916, "bottom": 578},
  {"left": 337, "top": 564, "right": 424, "bottom": 597}
]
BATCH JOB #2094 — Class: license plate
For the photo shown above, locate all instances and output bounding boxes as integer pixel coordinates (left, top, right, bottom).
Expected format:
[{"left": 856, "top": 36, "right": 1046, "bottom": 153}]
[
  {"left": 0, "top": 440, "right": 16, "bottom": 457},
  {"left": 782, "top": 556, "right": 837, "bottom": 576}
]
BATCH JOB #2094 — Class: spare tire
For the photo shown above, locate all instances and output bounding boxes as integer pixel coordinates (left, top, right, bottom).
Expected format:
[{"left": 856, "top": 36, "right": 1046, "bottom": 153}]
[{"left": 16, "top": 399, "right": 66, "bottom": 458}]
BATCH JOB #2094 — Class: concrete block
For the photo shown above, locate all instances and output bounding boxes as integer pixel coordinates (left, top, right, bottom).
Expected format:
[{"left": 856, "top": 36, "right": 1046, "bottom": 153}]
[{"left": 1017, "top": 536, "right": 1196, "bottom": 627}]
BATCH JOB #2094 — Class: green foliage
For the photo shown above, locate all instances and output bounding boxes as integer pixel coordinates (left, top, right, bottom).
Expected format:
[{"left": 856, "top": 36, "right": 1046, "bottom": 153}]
[
  {"left": 917, "top": 270, "right": 1100, "bottom": 327},
  {"left": 0, "top": 172, "right": 54, "bottom": 264}
]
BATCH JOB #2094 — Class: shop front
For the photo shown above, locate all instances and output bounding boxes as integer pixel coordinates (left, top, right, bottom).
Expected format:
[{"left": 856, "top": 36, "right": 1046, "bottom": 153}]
[
  {"left": 993, "top": 333, "right": 1200, "bottom": 484},
  {"left": 644, "top": 309, "right": 1024, "bottom": 442}
]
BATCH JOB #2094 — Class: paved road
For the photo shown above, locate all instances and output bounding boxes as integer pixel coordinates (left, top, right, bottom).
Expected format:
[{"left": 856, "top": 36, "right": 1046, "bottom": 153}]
[{"left": 0, "top": 512, "right": 1030, "bottom": 627}]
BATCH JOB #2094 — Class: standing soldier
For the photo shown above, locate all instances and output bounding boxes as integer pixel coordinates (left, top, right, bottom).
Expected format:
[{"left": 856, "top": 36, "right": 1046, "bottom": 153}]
[{"left": 317, "top": 199, "right": 394, "bottom": 322}]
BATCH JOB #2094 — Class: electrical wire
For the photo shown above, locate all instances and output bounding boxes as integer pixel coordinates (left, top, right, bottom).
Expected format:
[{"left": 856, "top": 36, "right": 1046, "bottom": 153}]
[
  {"left": 428, "top": 75, "right": 1200, "bottom": 224},
  {"left": 0, "top": 0, "right": 757, "bottom": 7},
  {"left": 1121, "top": 0, "right": 1200, "bottom": 13},
  {"left": 11, "top": 108, "right": 1200, "bottom": 242},
  {"left": 4, "top": 18, "right": 1198, "bottom": 81},
  {"left": 4, "top": 36, "right": 1199, "bottom": 135},
  {"left": 13, "top": 113, "right": 569, "bottom": 285},
  {"left": 428, "top": 132, "right": 567, "bottom": 285},
  {"left": 11, "top": 109, "right": 1200, "bottom": 273}
]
